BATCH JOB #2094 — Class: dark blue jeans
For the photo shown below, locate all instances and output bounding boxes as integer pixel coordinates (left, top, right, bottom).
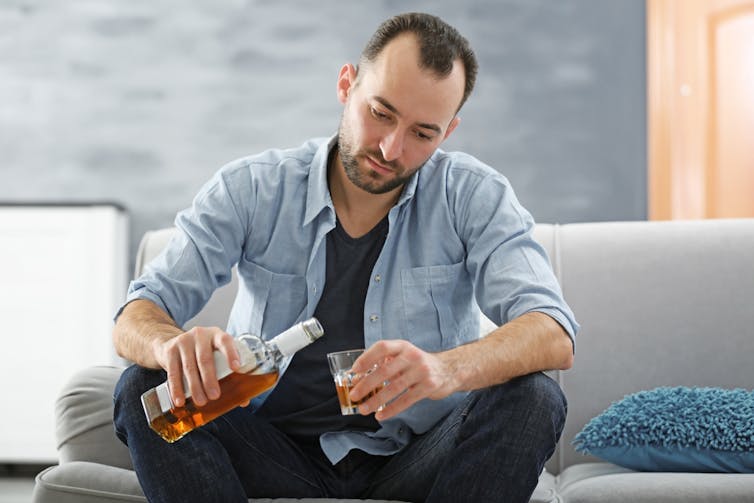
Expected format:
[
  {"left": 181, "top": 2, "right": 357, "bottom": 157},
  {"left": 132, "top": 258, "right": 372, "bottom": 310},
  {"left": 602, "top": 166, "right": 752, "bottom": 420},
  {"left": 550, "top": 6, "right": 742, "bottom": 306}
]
[{"left": 114, "top": 366, "right": 566, "bottom": 503}]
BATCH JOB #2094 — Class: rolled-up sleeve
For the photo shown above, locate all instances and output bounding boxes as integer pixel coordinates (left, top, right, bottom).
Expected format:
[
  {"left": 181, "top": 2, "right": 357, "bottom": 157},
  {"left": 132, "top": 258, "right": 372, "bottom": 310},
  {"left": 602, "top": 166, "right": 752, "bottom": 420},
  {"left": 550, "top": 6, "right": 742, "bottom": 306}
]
[
  {"left": 120, "top": 161, "right": 253, "bottom": 327},
  {"left": 456, "top": 170, "right": 579, "bottom": 341}
]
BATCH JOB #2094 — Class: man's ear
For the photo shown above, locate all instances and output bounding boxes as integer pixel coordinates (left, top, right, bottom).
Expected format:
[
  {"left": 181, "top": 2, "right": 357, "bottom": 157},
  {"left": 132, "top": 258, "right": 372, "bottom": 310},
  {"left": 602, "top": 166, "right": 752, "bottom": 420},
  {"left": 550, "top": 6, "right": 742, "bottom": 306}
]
[
  {"left": 336, "top": 64, "right": 357, "bottom": 104},
  {"left": 443, "top": 116, "right": 461, "bottom": 141}
]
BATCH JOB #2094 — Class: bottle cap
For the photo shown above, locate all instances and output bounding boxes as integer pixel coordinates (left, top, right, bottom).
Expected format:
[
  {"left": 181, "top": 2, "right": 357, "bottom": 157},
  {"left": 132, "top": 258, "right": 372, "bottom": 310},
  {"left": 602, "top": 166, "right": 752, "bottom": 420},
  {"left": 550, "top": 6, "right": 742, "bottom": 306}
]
[{"left": 272, "top": 318, "right": 324, "bottom": 356}]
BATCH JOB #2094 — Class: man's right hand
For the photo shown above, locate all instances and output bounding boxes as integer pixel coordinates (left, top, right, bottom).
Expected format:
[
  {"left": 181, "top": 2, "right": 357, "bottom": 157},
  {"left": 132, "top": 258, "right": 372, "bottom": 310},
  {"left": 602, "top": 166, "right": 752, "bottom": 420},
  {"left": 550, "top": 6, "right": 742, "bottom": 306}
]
[
  {"left": 151, "top": 326, "right": 241, "bottom": 407},
  {"left": 113, "top": 299, "right": 243, "bottom": 408}
]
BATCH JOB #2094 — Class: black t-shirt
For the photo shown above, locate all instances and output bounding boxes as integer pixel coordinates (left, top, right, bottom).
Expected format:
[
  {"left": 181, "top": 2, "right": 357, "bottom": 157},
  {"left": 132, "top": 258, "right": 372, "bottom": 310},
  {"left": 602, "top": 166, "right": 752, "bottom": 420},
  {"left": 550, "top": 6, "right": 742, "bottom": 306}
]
[{"left": 255, "top": 215, "right": 388, "bottom": 448}]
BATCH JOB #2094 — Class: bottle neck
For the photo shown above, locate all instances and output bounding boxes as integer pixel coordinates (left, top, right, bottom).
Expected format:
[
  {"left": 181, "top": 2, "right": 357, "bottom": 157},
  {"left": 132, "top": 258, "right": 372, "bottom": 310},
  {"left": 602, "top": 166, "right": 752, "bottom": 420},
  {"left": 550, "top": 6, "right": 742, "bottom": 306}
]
[
  {"left": 237, "top": 318, "right": 324, "bottom": 372},
  {"left": 269, "top": 318, "right": 324, "bottom": 357}
]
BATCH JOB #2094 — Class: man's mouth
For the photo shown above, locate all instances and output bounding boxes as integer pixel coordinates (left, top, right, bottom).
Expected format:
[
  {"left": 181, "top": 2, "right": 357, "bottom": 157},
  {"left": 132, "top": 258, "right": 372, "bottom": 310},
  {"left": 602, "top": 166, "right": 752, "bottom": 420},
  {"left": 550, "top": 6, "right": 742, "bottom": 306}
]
[{"left": 365, "top": 155, "right": 394, "bottom": 176}]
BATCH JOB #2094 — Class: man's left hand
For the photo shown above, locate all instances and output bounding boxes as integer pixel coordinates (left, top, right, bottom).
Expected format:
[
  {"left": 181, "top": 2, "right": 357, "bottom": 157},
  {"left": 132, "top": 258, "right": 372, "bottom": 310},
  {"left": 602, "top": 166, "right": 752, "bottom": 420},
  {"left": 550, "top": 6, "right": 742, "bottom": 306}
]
[{"left": 348, "top": 339, "right": 458, "bottom": 421}]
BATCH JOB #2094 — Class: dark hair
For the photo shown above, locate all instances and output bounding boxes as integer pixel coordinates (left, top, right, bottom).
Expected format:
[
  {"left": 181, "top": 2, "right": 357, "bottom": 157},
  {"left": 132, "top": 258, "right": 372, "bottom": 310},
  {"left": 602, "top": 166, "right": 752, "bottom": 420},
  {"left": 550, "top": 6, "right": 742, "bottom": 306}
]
[{"left": 359, "top": 12, "right": 478, "bottom": 111}]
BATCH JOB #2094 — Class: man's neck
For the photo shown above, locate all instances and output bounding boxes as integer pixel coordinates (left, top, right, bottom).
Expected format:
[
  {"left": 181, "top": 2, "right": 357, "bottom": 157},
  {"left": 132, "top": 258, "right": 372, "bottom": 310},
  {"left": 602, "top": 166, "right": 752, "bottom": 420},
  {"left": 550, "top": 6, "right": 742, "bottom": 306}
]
[{"left": 328, "top": 147, "right": 401, "bottom": 238}]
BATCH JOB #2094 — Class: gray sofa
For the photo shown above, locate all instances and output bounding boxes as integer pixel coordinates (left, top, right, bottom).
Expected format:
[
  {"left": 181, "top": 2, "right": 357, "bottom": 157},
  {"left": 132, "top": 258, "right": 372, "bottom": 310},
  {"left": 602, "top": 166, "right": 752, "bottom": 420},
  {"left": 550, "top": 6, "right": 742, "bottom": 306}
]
[{"left": 33, "top": 218, "right": 754, "bottom": 502}]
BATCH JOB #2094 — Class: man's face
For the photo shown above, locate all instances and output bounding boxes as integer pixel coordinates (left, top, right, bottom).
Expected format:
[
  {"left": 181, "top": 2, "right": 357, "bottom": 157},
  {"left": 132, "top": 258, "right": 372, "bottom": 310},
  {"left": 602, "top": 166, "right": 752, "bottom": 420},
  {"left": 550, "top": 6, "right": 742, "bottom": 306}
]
[{"left": 336, "top": 34, "right": 465, "bottom": 195}]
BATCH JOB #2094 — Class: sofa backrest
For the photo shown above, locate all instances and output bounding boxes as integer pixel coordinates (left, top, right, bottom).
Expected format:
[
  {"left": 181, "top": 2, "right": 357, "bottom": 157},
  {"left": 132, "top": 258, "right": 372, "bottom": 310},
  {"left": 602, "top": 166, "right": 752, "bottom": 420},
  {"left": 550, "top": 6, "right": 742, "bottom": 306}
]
[{"left": 549, "top": 218, "right": 754, "bottom": 471}]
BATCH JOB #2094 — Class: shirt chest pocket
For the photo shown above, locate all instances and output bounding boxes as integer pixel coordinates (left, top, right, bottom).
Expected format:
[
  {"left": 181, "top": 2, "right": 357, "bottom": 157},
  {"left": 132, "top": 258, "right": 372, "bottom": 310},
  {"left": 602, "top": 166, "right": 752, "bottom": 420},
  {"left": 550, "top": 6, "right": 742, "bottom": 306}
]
[
  {"left": 239, "top": 258, "right": 307, "bottom": 337},
  {"left": 400, "top": 261, "right": 473, "bottom": 352}
]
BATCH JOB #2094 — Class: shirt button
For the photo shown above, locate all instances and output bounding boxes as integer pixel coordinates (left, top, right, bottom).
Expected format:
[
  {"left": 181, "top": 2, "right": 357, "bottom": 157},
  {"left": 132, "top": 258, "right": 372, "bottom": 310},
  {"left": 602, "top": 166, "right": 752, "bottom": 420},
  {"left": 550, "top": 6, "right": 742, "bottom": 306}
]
[
  {"left": 374, "top": 274, "right": 382, "bottom": 283},
  {"left": 369, "top": 314, "right": 379, "bottom": 323}
]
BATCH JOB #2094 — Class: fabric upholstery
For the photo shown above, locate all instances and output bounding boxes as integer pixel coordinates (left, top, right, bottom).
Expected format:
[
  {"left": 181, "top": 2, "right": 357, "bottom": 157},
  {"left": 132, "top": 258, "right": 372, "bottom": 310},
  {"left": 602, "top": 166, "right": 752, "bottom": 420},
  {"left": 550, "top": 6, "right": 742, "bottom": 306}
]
[
  {"left": 557, "top": 463, "right": 754, "bottom": 503},
  {"left": 32, "top": 462, "right": 404, "bottom": 503},
  {"left": 55, "top": 366, "right": 132, "bottom": 470},
  {"left": 554, "top": 219, "right": 754, "bottom": 470}
]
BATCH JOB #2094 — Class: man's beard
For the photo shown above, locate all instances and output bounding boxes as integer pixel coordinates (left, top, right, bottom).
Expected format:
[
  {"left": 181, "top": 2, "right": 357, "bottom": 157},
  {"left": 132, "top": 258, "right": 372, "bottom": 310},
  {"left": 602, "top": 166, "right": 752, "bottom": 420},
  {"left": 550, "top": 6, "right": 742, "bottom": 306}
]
[{"left": 337, "top": 122, "right": 417, "bottom": 195}]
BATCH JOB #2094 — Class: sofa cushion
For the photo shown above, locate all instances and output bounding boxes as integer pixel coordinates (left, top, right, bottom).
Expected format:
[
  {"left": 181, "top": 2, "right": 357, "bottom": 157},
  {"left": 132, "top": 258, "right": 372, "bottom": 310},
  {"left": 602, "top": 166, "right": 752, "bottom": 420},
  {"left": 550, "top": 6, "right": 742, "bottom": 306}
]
[
  {"left": 557, "top": 462, "right": 754, "bottom": 503},
  {"left": 529, "top": 469, "right": 559, "bottom": 503},
  {"left": 56, "top": 366, "right": 133, "bottom": 470},
  {"left": 33, "top": 462, "right": 556, "bottom": 503},
  {"left": 573, "top": 387, "right": 754, "bottom": 472},
  {"left": 33, "top": 462, "right": 144, "bottom": 503},
  {"left": 32, "top": 463, "right": 407, "bottom": 503}
]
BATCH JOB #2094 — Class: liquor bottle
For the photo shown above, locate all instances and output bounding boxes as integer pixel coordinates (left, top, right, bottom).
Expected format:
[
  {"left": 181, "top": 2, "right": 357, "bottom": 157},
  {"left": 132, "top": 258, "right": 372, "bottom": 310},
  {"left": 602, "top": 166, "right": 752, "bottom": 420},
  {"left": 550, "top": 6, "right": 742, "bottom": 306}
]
[{"left": 141, "top": 318, "right": 324, "bottom": 442}]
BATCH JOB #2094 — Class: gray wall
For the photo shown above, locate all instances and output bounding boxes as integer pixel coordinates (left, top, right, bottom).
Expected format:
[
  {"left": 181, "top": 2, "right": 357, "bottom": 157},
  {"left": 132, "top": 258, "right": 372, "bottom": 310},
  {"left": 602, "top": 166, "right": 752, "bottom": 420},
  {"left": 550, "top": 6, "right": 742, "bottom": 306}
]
[{"left": 0, "top": 0, "right": 646, "bottom": 271}]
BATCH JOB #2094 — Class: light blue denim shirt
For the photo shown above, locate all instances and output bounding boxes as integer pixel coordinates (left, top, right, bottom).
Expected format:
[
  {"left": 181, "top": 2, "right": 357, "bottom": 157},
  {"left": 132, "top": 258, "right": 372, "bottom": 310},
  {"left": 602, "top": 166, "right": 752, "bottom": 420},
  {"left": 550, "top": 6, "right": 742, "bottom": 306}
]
[{"left": 125, "top": 136, "right": 579, "bottom": 464}]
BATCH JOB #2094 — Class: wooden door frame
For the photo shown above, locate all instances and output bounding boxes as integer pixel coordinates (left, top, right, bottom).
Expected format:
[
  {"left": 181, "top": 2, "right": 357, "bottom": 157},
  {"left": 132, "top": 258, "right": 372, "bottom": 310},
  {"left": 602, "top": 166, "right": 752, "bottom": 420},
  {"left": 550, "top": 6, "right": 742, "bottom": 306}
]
[
  {"left": 647, "top": 0, "right": 704, "bottom": 220},
  {"left": 647, "top": 0, "right": 670, "bottom": 220},
  {"left": 648, "top": 0, "right": 754, "bottom": 220}
]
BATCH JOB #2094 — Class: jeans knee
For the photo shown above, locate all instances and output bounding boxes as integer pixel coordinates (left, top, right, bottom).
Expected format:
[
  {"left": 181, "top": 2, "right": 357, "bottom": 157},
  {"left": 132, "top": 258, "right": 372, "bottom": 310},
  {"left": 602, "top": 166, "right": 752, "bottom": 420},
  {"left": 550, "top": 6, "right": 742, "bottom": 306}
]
[
  {"left": 114, "top": 365, "right": 165, "bottom": 405},
  {"left": 484, "top": 372, "right": 567, "bottom": 434},
  {"left": 456, "top": 372, "right": 567, "bottom": 477},
  {"left": 113, "top": 365, "right": 166, "bottom": 443},
  {"left": 524, "top": 372, "right": 568, "bottom": 422}
]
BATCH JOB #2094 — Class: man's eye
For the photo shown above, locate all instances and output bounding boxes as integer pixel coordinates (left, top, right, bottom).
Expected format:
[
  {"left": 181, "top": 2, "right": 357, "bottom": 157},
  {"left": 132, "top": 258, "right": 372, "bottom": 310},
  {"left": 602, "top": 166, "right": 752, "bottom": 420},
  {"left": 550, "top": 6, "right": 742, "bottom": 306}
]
[
  {"left": 370, "top": 107, "right": 388, "bottom": 120},
  {"left": 415, "top": 130, "right": 432, "bottom": 141}
]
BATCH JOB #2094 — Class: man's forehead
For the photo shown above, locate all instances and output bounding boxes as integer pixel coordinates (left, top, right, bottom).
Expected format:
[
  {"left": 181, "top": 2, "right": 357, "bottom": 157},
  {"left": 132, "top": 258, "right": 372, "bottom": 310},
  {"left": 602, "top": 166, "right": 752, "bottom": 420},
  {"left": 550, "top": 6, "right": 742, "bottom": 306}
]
[{"left": 358, "top": 35, "right": 465, "bottom": 126}]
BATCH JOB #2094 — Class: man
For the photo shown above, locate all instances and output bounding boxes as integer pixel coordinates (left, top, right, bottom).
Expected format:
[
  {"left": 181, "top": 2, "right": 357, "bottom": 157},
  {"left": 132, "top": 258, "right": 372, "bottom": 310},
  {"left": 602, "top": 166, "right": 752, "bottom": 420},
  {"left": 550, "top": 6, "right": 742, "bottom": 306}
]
[{"left": 113, "top": 12, "right": 578, "bottom": 503}]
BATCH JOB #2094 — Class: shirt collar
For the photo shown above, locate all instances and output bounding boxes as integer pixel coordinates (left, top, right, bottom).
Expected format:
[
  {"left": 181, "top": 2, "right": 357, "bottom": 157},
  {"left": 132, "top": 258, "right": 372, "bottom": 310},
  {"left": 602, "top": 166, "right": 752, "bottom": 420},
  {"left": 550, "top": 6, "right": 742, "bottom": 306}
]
[
  {"left": 304, "top": 135, "right": 337, "bottom": 226},
  {"left": 397, "top": 165, "right": 419, "bottom": 207}
]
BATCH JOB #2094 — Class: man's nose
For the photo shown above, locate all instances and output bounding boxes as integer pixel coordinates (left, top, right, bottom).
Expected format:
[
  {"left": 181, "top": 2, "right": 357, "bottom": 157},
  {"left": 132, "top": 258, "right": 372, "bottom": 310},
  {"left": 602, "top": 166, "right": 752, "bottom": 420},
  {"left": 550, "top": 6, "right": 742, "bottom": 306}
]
[{"left": 379, "top": 128, "right": 404, "bottom": 162}]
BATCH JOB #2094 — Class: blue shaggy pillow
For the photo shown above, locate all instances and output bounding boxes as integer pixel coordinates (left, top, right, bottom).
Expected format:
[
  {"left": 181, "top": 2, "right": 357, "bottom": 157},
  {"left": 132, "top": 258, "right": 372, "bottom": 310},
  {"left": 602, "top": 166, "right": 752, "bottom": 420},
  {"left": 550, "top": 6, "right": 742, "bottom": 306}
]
[{"left": 573, "top": 387, "right": 754, "bottom": 472}]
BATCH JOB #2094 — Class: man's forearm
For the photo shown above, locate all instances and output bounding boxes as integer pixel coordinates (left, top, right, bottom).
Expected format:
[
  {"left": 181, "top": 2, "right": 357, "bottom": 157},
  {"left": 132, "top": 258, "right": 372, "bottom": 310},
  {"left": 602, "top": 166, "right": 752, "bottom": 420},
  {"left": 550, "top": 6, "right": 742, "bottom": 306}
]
[
  {"left": 112, "top": 299, "right": 183, "bottom": 369},
  {"left": 439, "top": 311, "right": 574, "bottom": 393},
  {"left": 350, "top": 311, "right": 574, "bottom": 420}
]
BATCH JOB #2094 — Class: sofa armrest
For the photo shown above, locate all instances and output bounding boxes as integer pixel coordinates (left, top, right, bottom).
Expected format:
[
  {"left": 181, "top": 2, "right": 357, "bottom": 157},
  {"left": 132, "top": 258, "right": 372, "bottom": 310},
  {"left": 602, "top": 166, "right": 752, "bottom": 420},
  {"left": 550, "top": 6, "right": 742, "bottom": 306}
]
[{"left": 56, "top": 366, "right": 132, "bottom": 470}]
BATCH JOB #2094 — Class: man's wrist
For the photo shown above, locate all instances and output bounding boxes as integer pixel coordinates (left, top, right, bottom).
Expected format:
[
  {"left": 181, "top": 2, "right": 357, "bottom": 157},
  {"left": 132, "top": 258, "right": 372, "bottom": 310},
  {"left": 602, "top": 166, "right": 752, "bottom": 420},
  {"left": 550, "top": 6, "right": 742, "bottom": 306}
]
[{"left": 436, "top": 349, "right": 468, "bottom": 395}]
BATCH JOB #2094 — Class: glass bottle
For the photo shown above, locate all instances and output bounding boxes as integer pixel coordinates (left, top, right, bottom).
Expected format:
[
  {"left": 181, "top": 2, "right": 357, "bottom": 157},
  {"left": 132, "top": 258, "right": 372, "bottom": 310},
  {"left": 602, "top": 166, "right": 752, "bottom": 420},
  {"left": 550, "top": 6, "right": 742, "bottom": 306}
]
[{"left": 140, "top": 317, "right": 324, "bottom": 442}]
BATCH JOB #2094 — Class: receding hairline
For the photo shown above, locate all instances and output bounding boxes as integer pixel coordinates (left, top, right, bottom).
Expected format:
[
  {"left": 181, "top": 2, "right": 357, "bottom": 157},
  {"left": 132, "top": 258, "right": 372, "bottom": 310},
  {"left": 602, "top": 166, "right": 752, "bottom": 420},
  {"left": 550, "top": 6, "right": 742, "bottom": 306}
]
[
  {"left": 357, "top": 32, "right": 462, "bottom": 76},
  {"left": 354, "top": 33, "right": 468, "bottom": 112},
  {"left": 356, "top": 13, "right": 478, "bottom": 112}
]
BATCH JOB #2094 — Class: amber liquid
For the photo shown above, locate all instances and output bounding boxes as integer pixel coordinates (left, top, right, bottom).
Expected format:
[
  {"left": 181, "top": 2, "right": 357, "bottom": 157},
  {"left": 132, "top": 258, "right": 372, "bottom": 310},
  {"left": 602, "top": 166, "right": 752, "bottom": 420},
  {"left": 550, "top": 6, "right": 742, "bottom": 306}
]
[
  {"left": 334, "top": 378, "right": 383, "bottom": 415},
  {"left": 149, "top": 370, "right": 279, "bottom": 443}
]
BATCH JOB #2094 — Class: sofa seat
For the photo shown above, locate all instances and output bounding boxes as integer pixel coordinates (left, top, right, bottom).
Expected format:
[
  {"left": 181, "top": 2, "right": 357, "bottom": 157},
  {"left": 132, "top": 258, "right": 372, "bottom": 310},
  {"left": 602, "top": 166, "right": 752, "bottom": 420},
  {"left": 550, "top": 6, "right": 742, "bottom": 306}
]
[
  {"left": 32, "top": 461, "right": 402, "bottom": 503},
  {"left": 32, "top": 460, "right": 558, "bottom": 503},
  {"left": 555, "top": 463, "right": 754, "bottom": 503}
]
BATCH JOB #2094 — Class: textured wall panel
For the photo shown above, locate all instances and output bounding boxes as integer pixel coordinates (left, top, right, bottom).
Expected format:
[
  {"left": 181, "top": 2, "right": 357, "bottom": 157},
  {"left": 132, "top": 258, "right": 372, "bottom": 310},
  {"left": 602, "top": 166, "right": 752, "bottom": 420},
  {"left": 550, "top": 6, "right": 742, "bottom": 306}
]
[{"left": 0, "top": 0, "right": 646, "bottom": 273}]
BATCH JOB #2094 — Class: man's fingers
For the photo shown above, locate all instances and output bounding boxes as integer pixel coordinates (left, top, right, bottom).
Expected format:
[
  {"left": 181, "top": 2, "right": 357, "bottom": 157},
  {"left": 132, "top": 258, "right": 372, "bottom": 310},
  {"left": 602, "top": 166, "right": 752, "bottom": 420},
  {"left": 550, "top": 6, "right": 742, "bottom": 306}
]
[
  {"left": 349, "top": 344, "right": 413, "bottom": 402},
  {"left": 215, "top": 330, "right": 242, "bottom": 372},
  {"left": 178, "top": 337, "right": 207, "bottom": 406},
  {"left": 373, "top": 386, "right": 417, "bottom": 421},
  {"left": 349, "top": 341, "right": 453, "bottom": 419},
  {"left": 358, "top": 368, "right": 416, "bottom": 416},
  {"left": 157, "top": 327, "right": 238, "bottom": 408},
  {"left": 351, "top": 339, "right": 403, "bottom": 374},
  {"left": 165, "top": 352, "right": 186, "bottom": 407},
  {"left": 196, "top": 330, "right": 220, "bottom": 400}
]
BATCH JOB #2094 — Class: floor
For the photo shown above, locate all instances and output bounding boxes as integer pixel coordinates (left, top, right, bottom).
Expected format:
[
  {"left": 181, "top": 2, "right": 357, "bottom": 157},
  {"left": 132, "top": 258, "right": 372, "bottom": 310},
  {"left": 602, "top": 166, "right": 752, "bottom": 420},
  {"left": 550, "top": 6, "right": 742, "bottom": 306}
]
[{"left": 0, "top": 465, "right": 48, "bottom": 503}]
